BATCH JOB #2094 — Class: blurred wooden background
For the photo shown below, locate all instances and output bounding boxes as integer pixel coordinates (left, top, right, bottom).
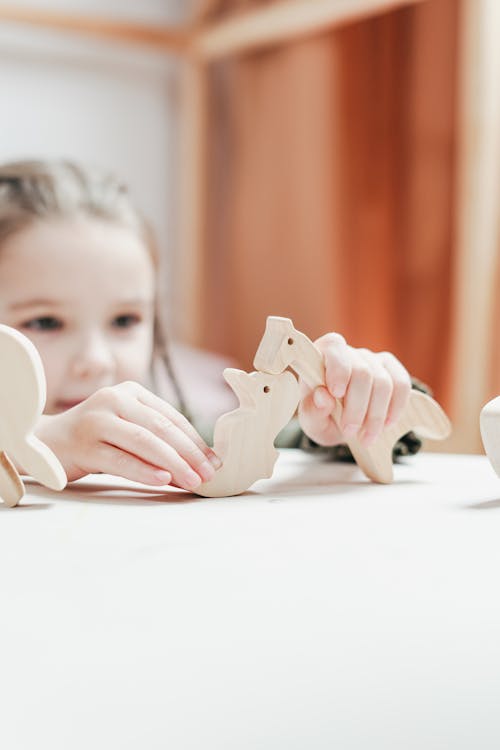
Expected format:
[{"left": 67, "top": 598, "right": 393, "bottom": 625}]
[{"left": 1, "top": 0, "right": 499, "bottom": 453}]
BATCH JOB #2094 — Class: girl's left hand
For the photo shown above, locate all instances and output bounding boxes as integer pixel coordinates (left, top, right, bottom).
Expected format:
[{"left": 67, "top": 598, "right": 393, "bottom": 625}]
[{"left": 298, "top": 332, "right": 412, "bottom": 447}]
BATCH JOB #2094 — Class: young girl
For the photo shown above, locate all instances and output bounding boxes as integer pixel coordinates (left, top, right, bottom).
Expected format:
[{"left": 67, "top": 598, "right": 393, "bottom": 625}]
[{"left": 0, "top": 159, "right": 414, "bottom": 492}]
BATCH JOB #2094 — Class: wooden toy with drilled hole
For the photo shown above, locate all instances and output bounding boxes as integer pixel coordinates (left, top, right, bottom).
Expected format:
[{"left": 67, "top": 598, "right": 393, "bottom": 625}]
[
  {"left": 480, "top": 396, "right": 500, "bottom": 477},
  {"left": 196, "top": 368, "right": 299, "bottom": 497},
  {"left": 0, "top": 324, "right": 67, "bottom": 507},
  {"left": 253, "top": 316, "right": 452, "bottom": 484}
]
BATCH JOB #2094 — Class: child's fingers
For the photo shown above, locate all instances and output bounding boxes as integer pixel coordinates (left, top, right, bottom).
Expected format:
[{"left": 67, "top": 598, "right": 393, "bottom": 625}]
[
  {"left": 314, "top": 333, "right": 352, "bottom": 398},
  {"left": 299, "top": 339, "right": 412, "bottom": 449},
  {"left": 132, "top": 384, "right": 220, "bottom": 466},
  {"left": 312, "top": 385, "right": 336, "bottom": 412},
  {"left": 120, "top": 399, "right": 216, "bottom": 483},
  {"left": 298, "top": 390, "right": 342, "bottom": 446},
  {"left": 340, "top": 350, "right": 373, "bottom": 436},
  {"left": 379, "top": 352, "right": 412, "bottom": 425},
  {"left": 357, "top": 350, "right": 393, "bottom": 445},
  {"left": 100, "top": 417, "right": 209, "bottom": 491},
  {"left": 94, "top": 443, "right": 173, "bottom": 486}
]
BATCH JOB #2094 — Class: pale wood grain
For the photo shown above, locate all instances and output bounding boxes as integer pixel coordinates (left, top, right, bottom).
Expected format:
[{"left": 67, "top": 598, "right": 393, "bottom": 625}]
[
  {"left": 0, "top": 325, "right": 67, "bottom": 507},
  {"left": 0, "top": 451, "right": 24, "bottom": 508},
  {"left": 254, "top": 316, "right": 451, "bottom": 483},
  {"left": 196, "top": 367, "right": 299, "bottom": 497},
  {"left": 480, "top": 396, "right": 500, "bottom": 477}
]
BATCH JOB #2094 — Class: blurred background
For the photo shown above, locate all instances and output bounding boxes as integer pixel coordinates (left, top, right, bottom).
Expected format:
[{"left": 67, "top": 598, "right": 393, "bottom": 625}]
[{"left": 0, "top": 0, "right": 498, "bottom": 453}]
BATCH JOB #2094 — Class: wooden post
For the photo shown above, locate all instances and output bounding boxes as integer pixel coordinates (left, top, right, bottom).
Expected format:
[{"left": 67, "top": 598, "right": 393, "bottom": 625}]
[
  {"left": 177, "top": 57, "right": 209, "bottom": 345},
  {"left": 448, "top": 0, "right": 500, "bottom": 452}
]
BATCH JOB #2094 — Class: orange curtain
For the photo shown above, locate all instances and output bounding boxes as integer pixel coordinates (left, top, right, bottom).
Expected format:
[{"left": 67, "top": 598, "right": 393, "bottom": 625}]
[{"left": 199, "top": 0, "right": 458, "bottom": 407}]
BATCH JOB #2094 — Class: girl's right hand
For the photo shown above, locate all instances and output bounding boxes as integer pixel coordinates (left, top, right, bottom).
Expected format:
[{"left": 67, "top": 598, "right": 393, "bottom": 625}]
[{"left": 36, "top": 381, "right": 221, "bottom": 491}]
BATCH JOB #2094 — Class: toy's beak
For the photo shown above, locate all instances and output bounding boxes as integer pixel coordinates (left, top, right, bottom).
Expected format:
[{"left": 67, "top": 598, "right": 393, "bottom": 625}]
[{"left": 223, "top": 368, "right": 253, "bottom": 405}]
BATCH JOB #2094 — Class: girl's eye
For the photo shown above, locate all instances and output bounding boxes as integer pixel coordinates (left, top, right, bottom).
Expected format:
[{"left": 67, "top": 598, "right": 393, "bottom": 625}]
[
  {"left": 112, "top": 314, "right": 141, "bottom": 329},
  {"left": 21, "top": 316, "right": 63, "bottom": 332}
]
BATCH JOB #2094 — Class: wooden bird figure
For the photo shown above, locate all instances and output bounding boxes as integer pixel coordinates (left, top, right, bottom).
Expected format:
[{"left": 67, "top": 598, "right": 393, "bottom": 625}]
[
  {"left": 0, "top": 324, "right": 67, "bottom": 507},
  {"left": 196, "top": 368, "right": 299, "bottom": 497},
  {"left": 253, "top": 316, "right": 452, "bottom": 484}
]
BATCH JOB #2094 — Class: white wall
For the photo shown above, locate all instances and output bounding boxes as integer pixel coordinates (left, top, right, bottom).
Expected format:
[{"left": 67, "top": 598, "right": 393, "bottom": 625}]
[{"left": 0, "top": 0, "right": 188, "bottom": 328}]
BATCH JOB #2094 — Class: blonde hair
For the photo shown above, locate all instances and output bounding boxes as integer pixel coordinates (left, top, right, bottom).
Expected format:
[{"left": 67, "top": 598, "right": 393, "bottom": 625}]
[{"left": 0, "top": 158, "right": 189, "bottom": 415}]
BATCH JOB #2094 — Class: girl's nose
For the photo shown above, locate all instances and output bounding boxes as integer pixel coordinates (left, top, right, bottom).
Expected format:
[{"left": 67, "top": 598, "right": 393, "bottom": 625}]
[{"left": 70, "top": 333, "right": 115, "bottom": 380}]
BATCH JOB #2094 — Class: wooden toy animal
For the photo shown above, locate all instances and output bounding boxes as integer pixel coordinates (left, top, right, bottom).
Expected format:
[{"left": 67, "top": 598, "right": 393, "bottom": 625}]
[
  {"left": 0, "top": 324, "right": 67, "bottom": 507},
  {"left": 253, "top": 316, "right": 452, "bottom": 484},
  {"left": 196, "top": 368, "right": 299, "bottom": 497},
  {"left": 480, "top": 396, "right": 500, "bottom": 477}
]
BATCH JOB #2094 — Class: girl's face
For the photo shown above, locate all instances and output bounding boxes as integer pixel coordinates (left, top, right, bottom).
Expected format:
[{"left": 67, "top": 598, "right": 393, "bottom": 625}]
[{"left": 0, "top": 216, "right": 156, "bottom": 414}]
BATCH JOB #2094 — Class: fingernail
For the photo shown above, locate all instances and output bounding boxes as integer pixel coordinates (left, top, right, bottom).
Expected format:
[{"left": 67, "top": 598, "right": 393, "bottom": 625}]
[
  {"left": 208, "top": 451, "right": 222, "bottom": 470},
  {"left": 199, "top": 460, "right": 216, "bottom": 482},
  {"left": 153, "top": 470, "right": 171, "bottom": 484},
  {"left": 185, "top": 470, "right": 202, "bottom": 490},
  {"left": 343, "top": 423, "right": 360, "bottom": 438}
]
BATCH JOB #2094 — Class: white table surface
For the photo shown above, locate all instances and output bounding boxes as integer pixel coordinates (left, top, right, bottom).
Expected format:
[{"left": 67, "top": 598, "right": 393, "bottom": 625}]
[{"left": 1, "top": 450, "right": 500, "bottom": 750}]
